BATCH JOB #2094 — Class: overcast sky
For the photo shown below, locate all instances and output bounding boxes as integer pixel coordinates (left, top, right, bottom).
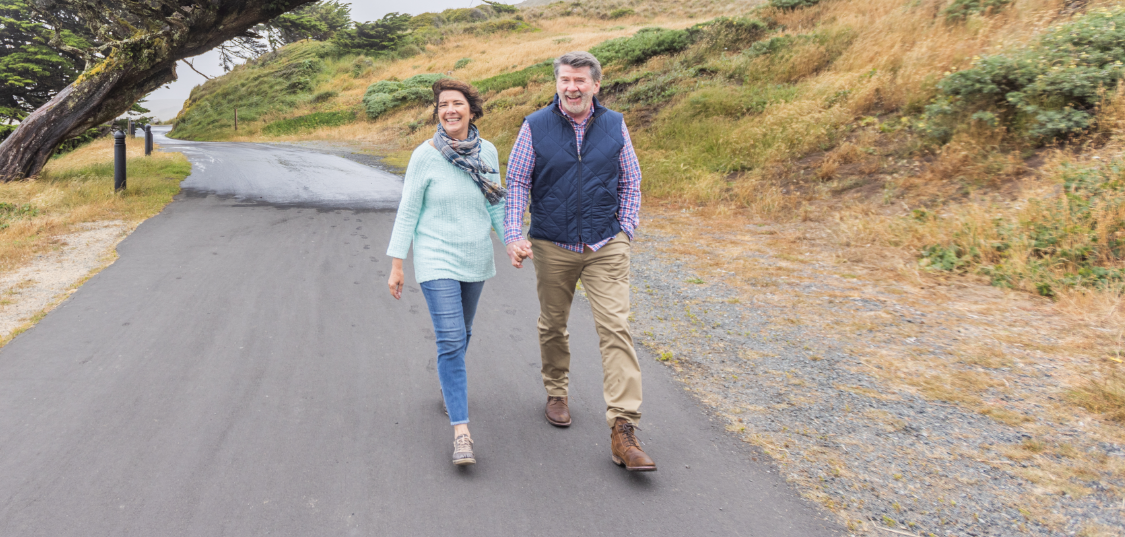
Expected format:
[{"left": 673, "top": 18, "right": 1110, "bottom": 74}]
[{"left": 144, "top": 0, "right": 510, "bottom": 120}]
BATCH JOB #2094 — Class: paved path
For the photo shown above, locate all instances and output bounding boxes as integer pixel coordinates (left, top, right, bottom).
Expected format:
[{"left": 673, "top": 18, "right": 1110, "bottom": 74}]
[{"left": 0, "top": 128, "right": 841, "bottom": 536}]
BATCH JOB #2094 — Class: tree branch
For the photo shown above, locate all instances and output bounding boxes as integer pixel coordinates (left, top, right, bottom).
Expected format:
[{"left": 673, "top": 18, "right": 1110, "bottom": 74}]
[{"left": 180, "top": 58, "right": 212, "bottom": 80}]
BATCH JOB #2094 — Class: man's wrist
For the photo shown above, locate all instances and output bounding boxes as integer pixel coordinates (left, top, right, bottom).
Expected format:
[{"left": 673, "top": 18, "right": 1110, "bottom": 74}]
[{"left": 504, "top": 233, "right": 525, "bottom": 246}]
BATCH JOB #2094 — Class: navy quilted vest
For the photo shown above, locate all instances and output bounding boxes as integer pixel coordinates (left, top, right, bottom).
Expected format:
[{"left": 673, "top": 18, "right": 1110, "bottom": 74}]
[{"left": 525, "top": 95, "right": 624, "bottom": 245}]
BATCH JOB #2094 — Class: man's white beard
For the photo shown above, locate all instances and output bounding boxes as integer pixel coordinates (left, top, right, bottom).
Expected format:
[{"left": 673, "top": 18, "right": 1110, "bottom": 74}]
[{"left": 560, "top": 92, "right": 591, "bottom": 115}]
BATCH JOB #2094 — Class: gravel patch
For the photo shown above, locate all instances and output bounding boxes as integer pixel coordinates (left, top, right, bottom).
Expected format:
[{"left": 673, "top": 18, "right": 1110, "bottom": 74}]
[
  {"left": 628, "top": 224, "right": 1125, "bottom": 537},
  {"left": 0, "top": 221, "right": 129, "bottom": 342}
]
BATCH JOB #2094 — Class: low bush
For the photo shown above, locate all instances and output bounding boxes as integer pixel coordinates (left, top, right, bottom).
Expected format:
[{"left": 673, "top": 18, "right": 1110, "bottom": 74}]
[
  {"left": 925, "top": 7, "right": 1125, "bottom": 143},
  {"left": 351, "top": 56, "right": 374, "bottom": 78},
  {"left": 310, "top": 90, "right": 338, "bottom": 104},
  {"left": 0, "top": 203, "right": 38, "bottom": 230},
  {"left": 362, "top": 74, "right": 446, "bottom": 119},
  {"left": 694, "top": 17, "right": 769, "bottom": 53},
  {"left": 743, "top": 35, "right": 795, "bottom": 59},
  {"left": 454, "top": 57, "right": 472, "bottom": 69},
  {"left": 942, "top": 0, "right": 1012, "bottom": 21},
  {"left": 261, "top": 110, "right": 357, "bottom": 136},
  {"left": 920, "top": 159, "right": 1125, "bottom": 296},
  {"left": 608, "top": 8, "right": 635, "bottom": 19},
  {"left": 769, "top": 0, "right": 820, "bottom": 9},
  {"left": 471, "top": 19, "right": 535, "bottom": 34},
  {"left": 590, "top": 27, "right": 697, "bottom": 66},
  {"left": 277, "top": 59, "right": 324, "bottom": 79},
  {"left": 473, "top": 61, "right": 553, "bottom": 94}
]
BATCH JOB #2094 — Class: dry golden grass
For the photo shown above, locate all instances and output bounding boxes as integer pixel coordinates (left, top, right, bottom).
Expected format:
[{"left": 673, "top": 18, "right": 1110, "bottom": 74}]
[
  {"left": 0, "top": 137, "right": 190, "bottom": 273},
  {"left": 639, "top": 201, "right": 1125, "bottom": 506}
]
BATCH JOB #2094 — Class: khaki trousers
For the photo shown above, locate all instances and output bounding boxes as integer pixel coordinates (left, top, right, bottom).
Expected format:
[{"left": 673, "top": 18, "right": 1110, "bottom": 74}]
[{"left": 530, "top": 232, "right": 642, "bottom": 427}]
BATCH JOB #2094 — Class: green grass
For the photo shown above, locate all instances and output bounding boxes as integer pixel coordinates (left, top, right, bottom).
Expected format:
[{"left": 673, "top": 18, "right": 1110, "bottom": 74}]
[
  {"left": 473, "top": 61, "right": 553, "bottom": 94},
  {"left": 0, "top": 136, "right": 191, "bottom": 272},
  {"left": 261, "top": 110, "right": 357, "bottom": 136},
  {"left": 169, "top": 41, "right": 335, "bottom": 141}
]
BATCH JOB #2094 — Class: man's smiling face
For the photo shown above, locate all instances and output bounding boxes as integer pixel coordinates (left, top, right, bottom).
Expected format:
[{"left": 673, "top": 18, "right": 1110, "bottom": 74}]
[{"left": 556, "top": 64, "right": 601, "bottom": 119}]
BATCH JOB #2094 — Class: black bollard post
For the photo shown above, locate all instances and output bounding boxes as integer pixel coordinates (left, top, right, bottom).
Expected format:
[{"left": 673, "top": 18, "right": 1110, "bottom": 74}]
[
  {"left": 113, "top": 131, "right": 126, "bottom": 191},
  {"left": 144, "top": 125, "right": 153, "bottom": 156},
  {"left": 128, "top": 119, "right": 135, "bottom": 138}
]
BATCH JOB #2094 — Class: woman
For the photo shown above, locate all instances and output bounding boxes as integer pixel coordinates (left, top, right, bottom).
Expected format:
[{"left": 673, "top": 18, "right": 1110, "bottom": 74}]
[{"left": 386, "top": 78, "right": 505, "bottom": 466}]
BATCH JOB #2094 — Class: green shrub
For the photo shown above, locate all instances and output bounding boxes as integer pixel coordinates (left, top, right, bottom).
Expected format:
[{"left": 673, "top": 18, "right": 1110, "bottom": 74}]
[
  {"left": 920, "top": 159, "right": 1125, "bottom": 296},
  {"left": 454, "top": 57, "right": 473, "bottom": 69},
  {"left": 351, "top": 56, "right": 374, "bottom": 78},
  {"left": 442, "top": 7, "right": 489, "bottom": 24},
  {"left": 590, "top": 27, "right": 696, "bottom": 66},
  {"left": 473, "top": 61, "right": 553, "bottom": 94},
  {"left": 482, "top": 0, "right": 518, "bottom": 15},
  {"left": 744, "top": 35, "right": 795, "bottom": 58},
  {"left": 694, "top": 17, "right": 769, "bottom": 53},
  {"left": 942, "top": 0, "right": 1012, "bottom": 21},
  {"left": 925, "top": 7, "right": 1125, "bottom": 143},
  {"left": 769, "top": 0, "right": 821, "bottom": 9},
  {"left": 261, "top": 110, "right": 357, "bottom": 136},
  {"left": 362, "top": 74, "right": 446, "bottom": 119},
  {"left": 286, "top": 77, "right": 313, "bottom": 92},
  {"left": 473, "top": 19, "right": 535, "bottom": 34},
  {"left": 608, "top": 8, "right": 635, "bottom": 19},
  {"left": 277, "top": 59, "right": 324, "bottom": 79},
  {"left": 311, "top": 90, "right": 338, "bottom": 104},
  {"left": 0, "top": 203, "right": 38, "bottom": 230}
]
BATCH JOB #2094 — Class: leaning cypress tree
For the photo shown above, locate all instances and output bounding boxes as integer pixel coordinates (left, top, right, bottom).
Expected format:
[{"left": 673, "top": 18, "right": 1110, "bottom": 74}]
[{"left": 0, "top": 0, "right": 316, "bottom": 182}]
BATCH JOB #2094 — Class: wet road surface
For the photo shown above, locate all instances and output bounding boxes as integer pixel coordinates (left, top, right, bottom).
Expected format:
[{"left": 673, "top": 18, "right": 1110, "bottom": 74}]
[{"left": 0, "top": 128, "right": 841, "bottom": 536}]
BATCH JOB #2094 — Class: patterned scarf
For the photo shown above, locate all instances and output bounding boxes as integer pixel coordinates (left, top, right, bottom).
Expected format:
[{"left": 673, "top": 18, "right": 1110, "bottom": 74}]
[{"left": 433, "top": 124, "right": 505, "bottom": 205}]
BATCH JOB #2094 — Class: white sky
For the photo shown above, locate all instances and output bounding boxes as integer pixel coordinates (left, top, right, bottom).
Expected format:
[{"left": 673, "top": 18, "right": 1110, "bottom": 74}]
[{"left": 144, "top": 0, "right": 509, "bottom": 120}]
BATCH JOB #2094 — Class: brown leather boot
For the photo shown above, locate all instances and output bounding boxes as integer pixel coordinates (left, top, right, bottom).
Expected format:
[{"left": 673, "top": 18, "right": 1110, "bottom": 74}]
[
  {"left": 545, "top": 396, "right": 571, "bottom": 427},
  {"left": 610, "top": 417, "right": 656, "bottom": 471}
]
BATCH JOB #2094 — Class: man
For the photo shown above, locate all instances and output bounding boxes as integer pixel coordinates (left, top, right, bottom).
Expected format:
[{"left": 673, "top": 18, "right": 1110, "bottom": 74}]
[{"left": 504, "top": 51, "right": 654, "bottom": 472}]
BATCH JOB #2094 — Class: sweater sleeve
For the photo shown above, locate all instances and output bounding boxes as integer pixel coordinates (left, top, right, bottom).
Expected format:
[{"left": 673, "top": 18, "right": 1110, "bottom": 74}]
[
  {"left": 386, "top": 148, "right": 429, "bottom": 259},
  {"left": 484, "top": 142, "right": 506, "bottom": 238}
]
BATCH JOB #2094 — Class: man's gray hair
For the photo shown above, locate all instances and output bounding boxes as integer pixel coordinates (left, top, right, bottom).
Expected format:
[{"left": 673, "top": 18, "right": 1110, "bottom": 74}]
[{"left": 554, "top": 51, "right": 602, "bottom": 83}]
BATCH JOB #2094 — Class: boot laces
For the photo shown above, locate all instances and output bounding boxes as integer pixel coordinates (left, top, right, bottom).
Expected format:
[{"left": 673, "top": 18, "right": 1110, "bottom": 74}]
[
  {"left": 454, "top": 434, "right": 473, "bottom": 453},
  {"left": 618, "top": 422, "right": 641, "bottom": 449}
]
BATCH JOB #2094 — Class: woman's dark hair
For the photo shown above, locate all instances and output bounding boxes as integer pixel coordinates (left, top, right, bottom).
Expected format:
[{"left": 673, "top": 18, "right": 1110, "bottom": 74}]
[{"left": 432, "top": 78, "right": 485, "bottom": 124}]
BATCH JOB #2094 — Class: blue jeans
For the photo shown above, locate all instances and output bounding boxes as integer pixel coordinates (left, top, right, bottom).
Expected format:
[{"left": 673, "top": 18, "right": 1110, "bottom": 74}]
[{"left": 419, "top": 279, "right": 485, "bottom": 426}]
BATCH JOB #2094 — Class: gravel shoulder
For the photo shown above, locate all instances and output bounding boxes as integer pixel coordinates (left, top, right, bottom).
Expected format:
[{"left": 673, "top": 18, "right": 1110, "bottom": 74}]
[
  {"left": 0, "top": 221, "right": 131, "bottom": 344},
  {"left": 628, "top": 210, "right": 1125, "bottom": 537}
]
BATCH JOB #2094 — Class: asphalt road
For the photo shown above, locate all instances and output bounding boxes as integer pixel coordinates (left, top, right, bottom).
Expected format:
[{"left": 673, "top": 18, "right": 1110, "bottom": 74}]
[{"left": 0, "top": 127, "right": 841, "bottom": 536}]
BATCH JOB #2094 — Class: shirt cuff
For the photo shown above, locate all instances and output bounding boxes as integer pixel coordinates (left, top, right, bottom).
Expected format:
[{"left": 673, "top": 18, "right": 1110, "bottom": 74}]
[{"left": 504, "top": 230, "right": 525, "bottom": 245}]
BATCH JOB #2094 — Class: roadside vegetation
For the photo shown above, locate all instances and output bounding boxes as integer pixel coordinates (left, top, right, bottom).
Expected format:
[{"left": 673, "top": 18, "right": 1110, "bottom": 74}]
[
  {"left": 0, "top": 137, "right": 190, "bottom": 272},
  {"left": 170, "top": 0, "right": 1125, "bottom": 532}
]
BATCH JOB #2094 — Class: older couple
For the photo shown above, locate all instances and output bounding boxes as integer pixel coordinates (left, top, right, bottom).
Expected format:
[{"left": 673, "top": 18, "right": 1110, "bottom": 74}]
[{"left": 386, "top": 52, "right": 654, "bottom": 471}]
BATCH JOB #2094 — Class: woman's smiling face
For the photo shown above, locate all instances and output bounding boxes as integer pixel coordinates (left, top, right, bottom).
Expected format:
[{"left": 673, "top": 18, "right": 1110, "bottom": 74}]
[{"left": 437, "top": 89, "right": 472, "bottom": 140}]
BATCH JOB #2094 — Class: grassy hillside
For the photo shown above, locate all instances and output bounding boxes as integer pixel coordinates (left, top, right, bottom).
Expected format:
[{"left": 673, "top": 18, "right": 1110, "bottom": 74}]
[{"left": 171, "top": 0, "right": 1125, "bottom": 303}]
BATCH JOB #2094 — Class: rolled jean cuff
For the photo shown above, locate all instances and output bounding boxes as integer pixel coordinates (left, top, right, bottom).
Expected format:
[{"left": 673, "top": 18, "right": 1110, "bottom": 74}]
[{"left": 450, "top": 419, "right": 469, "bottom": 426}]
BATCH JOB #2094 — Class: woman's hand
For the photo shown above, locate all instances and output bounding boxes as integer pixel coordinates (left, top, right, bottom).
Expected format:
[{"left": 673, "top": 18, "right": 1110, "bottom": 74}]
[{"left": 388, "top": 258, "right": 405, "bottom": 300}]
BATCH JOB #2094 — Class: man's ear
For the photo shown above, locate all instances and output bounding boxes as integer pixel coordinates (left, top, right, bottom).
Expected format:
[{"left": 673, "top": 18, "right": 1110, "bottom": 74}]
[{"left": 592, "top": 80, "right": 601, "bottom": 95}]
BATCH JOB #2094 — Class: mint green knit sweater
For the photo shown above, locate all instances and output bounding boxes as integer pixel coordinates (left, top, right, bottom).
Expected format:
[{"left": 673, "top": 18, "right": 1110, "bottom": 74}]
[{"left": 386, "top": 140, "right": 505, "bottom": 283}]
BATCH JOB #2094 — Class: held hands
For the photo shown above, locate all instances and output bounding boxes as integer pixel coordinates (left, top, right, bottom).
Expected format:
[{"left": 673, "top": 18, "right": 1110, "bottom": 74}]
[
  {"left": 388, "top": 258, "right": 405, "bottom": 300},
  {"left": 506, "top": 239, "right": 533, "bottom": 269}
]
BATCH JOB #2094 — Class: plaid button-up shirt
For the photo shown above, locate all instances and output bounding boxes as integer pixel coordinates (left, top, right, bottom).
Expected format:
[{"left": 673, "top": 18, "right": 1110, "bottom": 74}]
[{"left": 503, "top": 102, "right": 642, "bottom": 252}]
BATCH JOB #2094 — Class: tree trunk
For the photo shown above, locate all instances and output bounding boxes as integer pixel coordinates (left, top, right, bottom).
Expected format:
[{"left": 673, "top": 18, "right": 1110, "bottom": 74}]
[{"left": 0, "top": 0, "right": 316, "bottom": 182}]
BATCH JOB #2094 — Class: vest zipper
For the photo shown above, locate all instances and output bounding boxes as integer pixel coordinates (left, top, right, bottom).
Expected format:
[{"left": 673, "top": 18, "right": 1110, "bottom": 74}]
[
  {"left": 576, "top": 111, "right": 597, "bottom": 245},
  {"left": 576, "top": 151, "right": 582, "bottom": 244}
]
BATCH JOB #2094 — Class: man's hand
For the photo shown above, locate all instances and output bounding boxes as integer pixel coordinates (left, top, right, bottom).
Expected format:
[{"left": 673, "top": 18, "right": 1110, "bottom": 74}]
[
  {"left": 506, "top": 239, "right": 533, "bottom": 269},
  {"left": 388, "top": 258, "right": 405, "bottom": 300}
]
